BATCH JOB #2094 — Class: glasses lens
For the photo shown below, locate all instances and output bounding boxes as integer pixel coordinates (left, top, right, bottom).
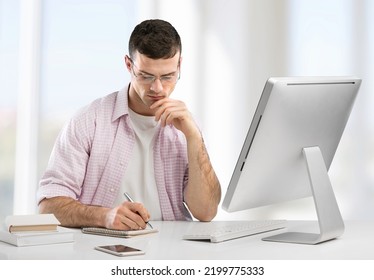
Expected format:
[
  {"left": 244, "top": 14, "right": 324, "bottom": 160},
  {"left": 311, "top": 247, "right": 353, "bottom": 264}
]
[{"left": 131, "top": 59, "right": 179, "bottom": 85}]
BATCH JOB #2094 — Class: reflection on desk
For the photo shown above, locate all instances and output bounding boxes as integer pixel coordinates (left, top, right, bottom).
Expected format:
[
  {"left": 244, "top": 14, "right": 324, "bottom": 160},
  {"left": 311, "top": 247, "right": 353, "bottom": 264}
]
[{"left": 0, "top": 220, "right": 373, "bottom": 260}]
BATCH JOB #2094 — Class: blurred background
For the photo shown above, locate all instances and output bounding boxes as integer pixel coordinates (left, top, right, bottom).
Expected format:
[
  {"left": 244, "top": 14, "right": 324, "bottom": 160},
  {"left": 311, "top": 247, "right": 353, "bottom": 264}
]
[{"left": 0, "top": 0, "right": 373, "bottom": 222}]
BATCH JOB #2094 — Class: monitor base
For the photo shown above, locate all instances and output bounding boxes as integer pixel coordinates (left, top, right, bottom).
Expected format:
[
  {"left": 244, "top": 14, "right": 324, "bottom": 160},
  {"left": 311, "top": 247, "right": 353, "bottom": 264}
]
[
  {"left": 262, "top": 146, "right": 345, "bottom": 245},
  {"left": 262, "top": 232, "right": 334, "bottom": 245}
]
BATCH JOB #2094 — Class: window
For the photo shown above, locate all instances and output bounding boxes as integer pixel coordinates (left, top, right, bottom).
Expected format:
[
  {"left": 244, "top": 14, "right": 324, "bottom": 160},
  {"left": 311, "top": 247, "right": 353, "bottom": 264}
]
[{"left": 0, "top": 0, "right": 20, "bottom": 221}]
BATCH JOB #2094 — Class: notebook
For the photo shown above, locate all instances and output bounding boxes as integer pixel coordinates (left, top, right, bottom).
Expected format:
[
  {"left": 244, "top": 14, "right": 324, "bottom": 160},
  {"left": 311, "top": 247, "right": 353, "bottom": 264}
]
[{"left": 81, "top": 227, "right": 158, "bottom": 238}]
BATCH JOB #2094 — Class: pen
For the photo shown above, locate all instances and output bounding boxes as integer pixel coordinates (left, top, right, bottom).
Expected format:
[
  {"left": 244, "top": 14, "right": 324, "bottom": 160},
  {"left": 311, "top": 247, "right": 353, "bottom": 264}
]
[{"left": 124, "top": 192, "right": 153, "bottom": 229}]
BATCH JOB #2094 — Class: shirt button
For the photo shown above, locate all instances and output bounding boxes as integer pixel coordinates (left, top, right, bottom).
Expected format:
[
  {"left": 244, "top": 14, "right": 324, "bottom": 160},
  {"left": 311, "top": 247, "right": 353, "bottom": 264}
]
[{"left": 110, "top": 188, "right": 115, "bottom": 192}]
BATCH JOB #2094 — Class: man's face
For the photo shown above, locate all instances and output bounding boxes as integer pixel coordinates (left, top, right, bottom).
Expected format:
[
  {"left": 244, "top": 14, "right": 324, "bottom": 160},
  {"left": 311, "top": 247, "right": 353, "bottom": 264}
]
[{"left": 126, "top": 51, "right": 181, "bottom": 116}]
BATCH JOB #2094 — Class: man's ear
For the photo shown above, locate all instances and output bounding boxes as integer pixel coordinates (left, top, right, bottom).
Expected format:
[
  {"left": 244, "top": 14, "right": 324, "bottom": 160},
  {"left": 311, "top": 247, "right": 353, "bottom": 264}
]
[{"left": 124, "top": 55, "right": 132, "bottom": 72}]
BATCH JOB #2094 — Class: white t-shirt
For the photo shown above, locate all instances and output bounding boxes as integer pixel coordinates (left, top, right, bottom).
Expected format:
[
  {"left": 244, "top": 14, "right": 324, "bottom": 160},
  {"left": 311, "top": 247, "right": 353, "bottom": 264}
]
[{"left": 113, "top": 108, "right": 162, "bottom": 220}]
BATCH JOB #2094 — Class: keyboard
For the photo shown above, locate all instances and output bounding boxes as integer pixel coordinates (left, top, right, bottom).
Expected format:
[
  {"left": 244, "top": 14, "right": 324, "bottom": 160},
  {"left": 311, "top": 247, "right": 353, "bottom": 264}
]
[{"left": 182, "top": 220, "right": 287, "bottom": 243}]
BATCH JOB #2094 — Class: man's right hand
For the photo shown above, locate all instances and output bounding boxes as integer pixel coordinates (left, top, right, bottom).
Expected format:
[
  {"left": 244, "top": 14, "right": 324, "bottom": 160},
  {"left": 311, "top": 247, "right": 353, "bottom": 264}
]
[{"left": 104, "top": 201, "right": 151, "bottom": 230}]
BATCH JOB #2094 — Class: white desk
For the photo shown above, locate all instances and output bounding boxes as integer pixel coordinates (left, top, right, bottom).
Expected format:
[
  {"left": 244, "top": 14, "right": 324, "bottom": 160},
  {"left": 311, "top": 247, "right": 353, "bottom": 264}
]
[{"left": 0, "top": 220, "right": 373, "bottom": 260}]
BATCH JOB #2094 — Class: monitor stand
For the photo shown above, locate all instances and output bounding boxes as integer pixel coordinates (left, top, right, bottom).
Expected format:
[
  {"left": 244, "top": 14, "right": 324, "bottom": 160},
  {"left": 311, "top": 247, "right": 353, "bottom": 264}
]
[{"left": 262, "top": 146, "right": 345, "bottom": 245}]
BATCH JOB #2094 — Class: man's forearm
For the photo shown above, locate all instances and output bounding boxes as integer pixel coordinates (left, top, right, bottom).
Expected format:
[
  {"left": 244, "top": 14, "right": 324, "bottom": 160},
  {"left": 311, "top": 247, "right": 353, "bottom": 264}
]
[
  {"left": 39, "top": 196, "right": 108, "bottom": 228},
  {"left": 185, "top": 133, "right": 221, "bottom": 221}
]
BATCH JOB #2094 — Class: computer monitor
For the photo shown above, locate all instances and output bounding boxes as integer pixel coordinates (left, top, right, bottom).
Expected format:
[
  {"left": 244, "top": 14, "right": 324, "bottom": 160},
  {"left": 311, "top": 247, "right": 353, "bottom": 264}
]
[{"left": 222, "top": 76, "right": 361, "bottom": 244}]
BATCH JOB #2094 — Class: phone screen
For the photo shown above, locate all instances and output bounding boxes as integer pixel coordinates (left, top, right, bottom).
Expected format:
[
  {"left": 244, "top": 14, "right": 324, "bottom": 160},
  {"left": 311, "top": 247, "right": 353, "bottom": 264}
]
[
  {"left": 101, "top": 245, "right": 140, "bottom": 253},
  {"left": 95, "top": 244, "right": 145, "bottom": 256}
]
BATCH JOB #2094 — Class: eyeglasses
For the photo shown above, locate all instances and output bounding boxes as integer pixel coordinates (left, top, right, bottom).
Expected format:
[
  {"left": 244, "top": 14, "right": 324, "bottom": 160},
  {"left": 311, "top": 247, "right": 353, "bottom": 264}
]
[{"left": 129, "top": 57, "right": 180, "bottom": 85}]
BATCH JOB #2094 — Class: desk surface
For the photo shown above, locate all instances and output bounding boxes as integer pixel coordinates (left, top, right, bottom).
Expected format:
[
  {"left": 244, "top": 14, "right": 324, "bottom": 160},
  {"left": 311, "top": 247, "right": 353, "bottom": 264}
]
[{"left": 0, "top": 220, "right": 373, "bottom": 260}]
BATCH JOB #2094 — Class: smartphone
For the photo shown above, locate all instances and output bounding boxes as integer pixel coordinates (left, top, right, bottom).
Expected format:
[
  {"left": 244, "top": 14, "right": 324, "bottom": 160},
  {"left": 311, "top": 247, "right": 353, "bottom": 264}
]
[{"left": 95, "top": 244, "right": 145, "bottom": 257}]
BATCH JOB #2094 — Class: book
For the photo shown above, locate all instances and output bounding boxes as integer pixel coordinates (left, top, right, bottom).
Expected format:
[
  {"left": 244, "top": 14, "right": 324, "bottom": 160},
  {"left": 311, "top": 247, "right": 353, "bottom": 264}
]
[
  {"left": 0, "top": 226, "right": 75, "bottom": 247},
  {"left": 81, "top": 227, "right": 158, "bottom": 238},
  {"left": 5, "top": 214, "right": 60, "bottom": 233}
]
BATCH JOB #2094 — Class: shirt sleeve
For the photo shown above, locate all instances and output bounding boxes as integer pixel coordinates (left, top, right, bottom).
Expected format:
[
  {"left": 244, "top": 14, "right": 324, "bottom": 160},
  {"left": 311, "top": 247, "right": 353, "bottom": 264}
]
[{"left": 37, "top": 105, "right": 95, "bottom": 204}]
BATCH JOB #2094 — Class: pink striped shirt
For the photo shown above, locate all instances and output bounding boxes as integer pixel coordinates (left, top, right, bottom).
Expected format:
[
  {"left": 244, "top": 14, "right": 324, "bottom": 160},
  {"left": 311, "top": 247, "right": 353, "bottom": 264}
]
[{"left": 37, "top": 87, "right": 192, "bottom": 221}]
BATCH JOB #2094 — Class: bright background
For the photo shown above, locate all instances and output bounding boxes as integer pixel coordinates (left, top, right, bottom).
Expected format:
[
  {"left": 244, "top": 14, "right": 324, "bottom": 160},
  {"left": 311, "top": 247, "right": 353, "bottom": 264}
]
[{"left": 1, "top": 0, "right": 373, "bottom": 222}]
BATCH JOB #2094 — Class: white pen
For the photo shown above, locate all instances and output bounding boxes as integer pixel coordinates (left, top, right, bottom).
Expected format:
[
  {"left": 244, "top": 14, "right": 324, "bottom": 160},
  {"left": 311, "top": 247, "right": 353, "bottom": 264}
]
[{"left": 124, "top": 192, "right": 153, "bottom": 229}]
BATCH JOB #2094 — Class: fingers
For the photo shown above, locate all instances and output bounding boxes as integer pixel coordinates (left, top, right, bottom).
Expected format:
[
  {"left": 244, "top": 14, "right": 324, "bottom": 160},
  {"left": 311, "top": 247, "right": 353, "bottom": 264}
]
[
  {"left": 105, "top": 202, "right": 150, "bottom": 230},
  {"left": 125, "top": 201, "right": 150, "bottom": 225},
  {"left": 159, "top": 106, "right": 186, "bottom": 127},
  {"left": 150, "top": 98, "right": 188, "bottom": 127}
]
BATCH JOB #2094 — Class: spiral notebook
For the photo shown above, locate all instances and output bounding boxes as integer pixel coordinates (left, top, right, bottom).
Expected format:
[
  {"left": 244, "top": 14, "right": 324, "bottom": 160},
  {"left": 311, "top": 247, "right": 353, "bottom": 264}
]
[{"left": 81, "top": 227, "right": 158, "bottom": 238}]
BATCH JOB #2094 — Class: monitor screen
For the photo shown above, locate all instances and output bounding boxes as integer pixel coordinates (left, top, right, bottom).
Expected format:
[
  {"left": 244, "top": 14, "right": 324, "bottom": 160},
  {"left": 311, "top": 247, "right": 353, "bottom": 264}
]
[{"left": 222, "top": 76, "right": 361, "bottom": 244}]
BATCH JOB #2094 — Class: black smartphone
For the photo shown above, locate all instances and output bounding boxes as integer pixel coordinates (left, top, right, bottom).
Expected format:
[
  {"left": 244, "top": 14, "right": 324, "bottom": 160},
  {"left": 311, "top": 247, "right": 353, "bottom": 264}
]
[{"left": 95, "top": 244, "right": 145, "bottom": 257}]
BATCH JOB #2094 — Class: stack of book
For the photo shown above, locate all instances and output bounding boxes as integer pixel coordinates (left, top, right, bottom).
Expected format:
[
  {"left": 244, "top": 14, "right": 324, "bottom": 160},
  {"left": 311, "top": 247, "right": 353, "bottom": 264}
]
[{"left": 0, "top": 214, "right": 75, "bottom": 247}]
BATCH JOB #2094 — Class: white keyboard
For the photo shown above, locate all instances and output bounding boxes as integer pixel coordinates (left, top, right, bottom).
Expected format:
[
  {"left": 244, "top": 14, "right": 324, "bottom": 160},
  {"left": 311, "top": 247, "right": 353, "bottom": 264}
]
[{"left": 183, "top": 220, "right": 287, "bottom": 243}]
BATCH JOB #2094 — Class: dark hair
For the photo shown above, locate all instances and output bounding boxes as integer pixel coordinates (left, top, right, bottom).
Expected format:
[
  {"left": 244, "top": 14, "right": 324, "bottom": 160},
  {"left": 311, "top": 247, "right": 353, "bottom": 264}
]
[{"left": 128, "top": 19, "right": 181, "bottom": 59}]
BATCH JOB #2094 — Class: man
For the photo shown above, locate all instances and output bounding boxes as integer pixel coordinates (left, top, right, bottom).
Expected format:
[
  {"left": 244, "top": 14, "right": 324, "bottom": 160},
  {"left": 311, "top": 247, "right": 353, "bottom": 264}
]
[{"left": 38, "top": 19, "right": 221, "bottom": 230}]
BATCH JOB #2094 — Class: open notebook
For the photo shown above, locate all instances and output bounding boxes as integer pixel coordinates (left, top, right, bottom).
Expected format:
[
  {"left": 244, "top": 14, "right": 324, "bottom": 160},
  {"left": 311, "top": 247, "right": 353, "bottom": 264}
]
[{"left": 81, "top": 227, "right": 158, "bottom": 238}]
